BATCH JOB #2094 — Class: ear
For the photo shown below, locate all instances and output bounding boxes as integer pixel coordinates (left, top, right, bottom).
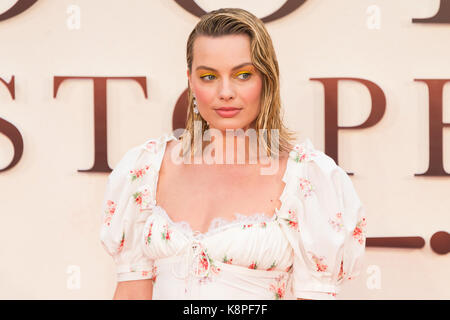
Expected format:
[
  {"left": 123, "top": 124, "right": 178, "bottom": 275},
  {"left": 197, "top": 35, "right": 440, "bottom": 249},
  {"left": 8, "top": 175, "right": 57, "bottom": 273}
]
[
  {"left": 187, "top": 70, "right": 196, "bottom": 98},
  {"left": 187, "top": 69, "right": 192, "bottom": 89}
]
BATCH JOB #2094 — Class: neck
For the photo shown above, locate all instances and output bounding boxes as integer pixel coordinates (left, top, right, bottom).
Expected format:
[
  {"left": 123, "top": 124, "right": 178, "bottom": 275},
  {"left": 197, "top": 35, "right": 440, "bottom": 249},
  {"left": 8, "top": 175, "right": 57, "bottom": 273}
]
[
  {"left": 207, "top": 132, "right": 254, "bottom": 164},
  {"left": 191, "top": 126, "right": 277, "bottom": 165}
]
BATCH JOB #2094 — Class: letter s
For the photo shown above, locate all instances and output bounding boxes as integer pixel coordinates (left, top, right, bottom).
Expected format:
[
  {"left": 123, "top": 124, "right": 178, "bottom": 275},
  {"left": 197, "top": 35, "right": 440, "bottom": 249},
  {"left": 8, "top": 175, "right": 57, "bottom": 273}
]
[{"left": 0, "top": 76, "right": 23, "bottom": 172}]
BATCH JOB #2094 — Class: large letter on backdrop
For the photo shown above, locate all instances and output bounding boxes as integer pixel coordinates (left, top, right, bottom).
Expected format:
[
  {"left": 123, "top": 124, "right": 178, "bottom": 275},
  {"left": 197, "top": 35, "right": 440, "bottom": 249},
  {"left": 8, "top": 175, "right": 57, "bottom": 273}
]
[
  {"left": 412, "top": 0, "right": 450, "bottom": 23},
  {"left": 414, "top": 79, "right": 450, "bottom": 177},
  {"left": 173, "top": 0, "right": 307, "bottom": 23},
  {"left": 0, "top": 76, "right": 23, "bottom": 172},
  {"left": 310, "top": 77, "right": 386, "bottom": 175},
  {"left": 53, "top": 76, "right": 147, "bottom": 173},
  {"left": 0, "top": 0, "right": 39, "bottom": 22}
]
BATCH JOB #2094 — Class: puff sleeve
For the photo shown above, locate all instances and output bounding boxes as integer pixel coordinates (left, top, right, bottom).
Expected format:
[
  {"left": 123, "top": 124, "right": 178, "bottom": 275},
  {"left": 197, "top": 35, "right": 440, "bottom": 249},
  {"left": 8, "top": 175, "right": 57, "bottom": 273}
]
[
  {"left": 99, "top": 145, "right": 155, "bottom": 282},
  {"left": 279, "top": 141, "right": 367, "bottom": 300}
]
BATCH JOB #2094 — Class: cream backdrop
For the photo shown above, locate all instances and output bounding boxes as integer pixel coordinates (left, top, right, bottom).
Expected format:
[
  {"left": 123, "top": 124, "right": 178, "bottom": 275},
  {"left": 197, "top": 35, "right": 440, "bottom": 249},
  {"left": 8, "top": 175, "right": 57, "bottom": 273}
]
[{"left": 0, "top": 0, "right": 449, "bottom": 299}]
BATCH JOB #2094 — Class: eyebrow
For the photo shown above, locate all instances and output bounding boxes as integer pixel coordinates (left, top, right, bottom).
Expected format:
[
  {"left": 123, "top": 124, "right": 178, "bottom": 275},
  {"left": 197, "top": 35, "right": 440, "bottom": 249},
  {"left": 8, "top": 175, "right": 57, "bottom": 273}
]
[{"left": 195, "top": 62, "right": 254, "bottom": 72}]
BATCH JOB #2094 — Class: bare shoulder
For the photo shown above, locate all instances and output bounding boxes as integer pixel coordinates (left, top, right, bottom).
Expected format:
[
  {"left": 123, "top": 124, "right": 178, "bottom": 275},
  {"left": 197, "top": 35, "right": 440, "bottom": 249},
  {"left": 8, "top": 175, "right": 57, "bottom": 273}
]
[
  {"left": 167, "top": 137, "right": 185, "bottom": 157},
  {"left": 158, "top": 137, "right": 186, "bottom": 180}
]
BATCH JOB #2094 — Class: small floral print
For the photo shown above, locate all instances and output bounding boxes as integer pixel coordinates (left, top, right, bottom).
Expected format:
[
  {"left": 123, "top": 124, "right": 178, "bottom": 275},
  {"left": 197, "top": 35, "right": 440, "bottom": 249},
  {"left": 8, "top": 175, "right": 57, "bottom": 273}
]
[
  {"left": 266, "top": 261, "right": 277, "bottom": 271},
  {"left": 197, "top": 248, "right": 221, "bottom": 284},
  {"left": 133, "top": 192, "right": 143, "bottom": 205},
  {"left": 309, "top": 252, "right": 328, "bottom": 272},
  {"left": 104, "top": 200, "right": 116, "bottom": 226},
  {"left": 150, "top": 265, "right": 158, "bottom": 283},
  {"left": 129, "top": 165, "right": 150, "bottom": 181},
  {"left": 289, "top": 144, "right": 317, "bottom": 163},
  {"left": 161, "top": 223, "right": 171, "bottom": 241},
  {"left": 211, "top": 264, "right": 221, "bottom": 274},
  {"left": 269, "top": 274, "right": 287, "bottom": 300},
  {"left": 284, "top": 209, "right": 299, "bottom": 229},
  {"left": 133, "top": 187, "right": 155, "bottom": 211},
  {"left": 118, "top": 232, "right": 125, "bottom": 253},
  {"left": 146, "top": 222, "right": 154, "bottom": 245},
  {"left": 327, "top": 292, "right": 337, "bottom": 297},
  {"left": 299, "top": 178, "right": 314, "bottom": 197},
  {"left": 248, "top": 261, "right": 258, "bottom": 270},
  {"left": 329, "top": 212, "right": 344, "bottom": 232},
  {"left": 285, "top": 264, "right": 293, "bottom": 272},
  {"left": 242, "top": 222, "right": 268, "bottom": 229},
  {"left": 352, "top": 217, "right": 367, "bottom": 245},
  {"left": 222, "top": 255, "right": 233, "bottom": 264},
  {"left": 199, "top": 252, "right": 210, "bottom": 272},
  {"left": 145, "top": 140, "right": 157, "bottom": 152}
]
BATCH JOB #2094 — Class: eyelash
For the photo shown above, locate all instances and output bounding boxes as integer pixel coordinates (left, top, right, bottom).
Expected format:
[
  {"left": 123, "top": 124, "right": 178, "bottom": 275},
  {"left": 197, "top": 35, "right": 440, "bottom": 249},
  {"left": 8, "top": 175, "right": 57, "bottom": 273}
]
[{"left": 200, "top": 72, "right": 252, "bottom": 81}]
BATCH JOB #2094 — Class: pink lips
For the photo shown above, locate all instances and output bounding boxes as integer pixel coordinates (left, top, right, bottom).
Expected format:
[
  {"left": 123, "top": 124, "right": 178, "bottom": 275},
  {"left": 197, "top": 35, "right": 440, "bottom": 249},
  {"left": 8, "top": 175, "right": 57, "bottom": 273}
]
[{"left": 215, "top": 107, "right": 242, "bottom": 118}]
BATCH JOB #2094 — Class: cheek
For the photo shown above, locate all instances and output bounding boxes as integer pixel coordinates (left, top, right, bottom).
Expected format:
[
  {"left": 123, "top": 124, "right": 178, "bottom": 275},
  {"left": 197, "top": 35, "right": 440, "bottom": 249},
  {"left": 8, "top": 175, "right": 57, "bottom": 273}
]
[
  {"left": 194, "top": 87, "right": 215, "bottom": 105},
  {"left": 242, "top": 80, "right": 263, "bottom": 109}
]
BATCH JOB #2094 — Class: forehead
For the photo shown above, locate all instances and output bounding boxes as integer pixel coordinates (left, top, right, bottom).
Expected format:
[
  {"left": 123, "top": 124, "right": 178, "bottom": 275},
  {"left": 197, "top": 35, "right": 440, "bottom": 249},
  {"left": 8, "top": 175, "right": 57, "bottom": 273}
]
[{"left": 192, "top": 34, "right": 252, "bottom": 69}]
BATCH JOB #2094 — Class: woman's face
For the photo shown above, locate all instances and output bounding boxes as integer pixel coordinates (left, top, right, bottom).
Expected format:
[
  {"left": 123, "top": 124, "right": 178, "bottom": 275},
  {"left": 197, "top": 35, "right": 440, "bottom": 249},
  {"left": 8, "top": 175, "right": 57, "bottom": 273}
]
[{"left": 187, "top": 34, "right": 263, "bottom": 132}]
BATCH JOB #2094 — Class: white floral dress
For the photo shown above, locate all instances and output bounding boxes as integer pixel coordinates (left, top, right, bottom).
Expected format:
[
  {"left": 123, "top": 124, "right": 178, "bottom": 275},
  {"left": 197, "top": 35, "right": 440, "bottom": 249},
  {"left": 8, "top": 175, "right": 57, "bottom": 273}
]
[{"left": 100, "top": 133, "right": 367, "bottom": 300}]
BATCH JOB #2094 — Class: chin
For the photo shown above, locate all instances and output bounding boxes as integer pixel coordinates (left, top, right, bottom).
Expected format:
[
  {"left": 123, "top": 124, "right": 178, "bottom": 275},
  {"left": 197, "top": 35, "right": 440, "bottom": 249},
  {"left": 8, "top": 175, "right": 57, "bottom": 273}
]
[{"left": 208, "top": 120, "right": 252, "bottom": 132}]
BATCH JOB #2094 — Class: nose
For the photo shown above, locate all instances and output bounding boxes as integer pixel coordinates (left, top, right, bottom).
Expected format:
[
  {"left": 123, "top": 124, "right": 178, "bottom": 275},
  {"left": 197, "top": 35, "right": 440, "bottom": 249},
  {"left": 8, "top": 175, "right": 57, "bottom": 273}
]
[{"left": 218, "top": 78, "right": 235, "bottom": 101}]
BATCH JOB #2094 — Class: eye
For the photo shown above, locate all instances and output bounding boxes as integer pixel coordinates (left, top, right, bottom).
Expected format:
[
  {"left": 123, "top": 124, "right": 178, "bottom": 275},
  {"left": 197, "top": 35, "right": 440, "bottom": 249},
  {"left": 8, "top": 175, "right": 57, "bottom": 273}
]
[
  {"left": 200, "top": 74, "right": 216, "bottom": 81},
  {"left": 236, "top": 72, "right": 252, "bottom": 80}
]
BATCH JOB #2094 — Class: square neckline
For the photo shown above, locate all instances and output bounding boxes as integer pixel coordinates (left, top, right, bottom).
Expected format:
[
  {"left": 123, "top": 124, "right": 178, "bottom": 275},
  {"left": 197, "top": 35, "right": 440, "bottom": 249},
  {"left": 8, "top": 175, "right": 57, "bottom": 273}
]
[{"left": 151, "top": 133, "right": 292, "bottom": 236}]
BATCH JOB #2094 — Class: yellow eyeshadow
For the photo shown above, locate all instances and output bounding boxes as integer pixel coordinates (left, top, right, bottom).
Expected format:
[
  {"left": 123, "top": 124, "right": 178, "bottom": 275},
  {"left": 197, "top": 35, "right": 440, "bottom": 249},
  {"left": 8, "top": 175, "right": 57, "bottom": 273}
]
[
  {"left": 198, "top": 70, "right": 252, "bottom": 78},
  {"left": 236, "top": 70, "right": 252, "bottom": 75},
  {"left": 199, "top": 72, "right": 215, "bottom": 77}
]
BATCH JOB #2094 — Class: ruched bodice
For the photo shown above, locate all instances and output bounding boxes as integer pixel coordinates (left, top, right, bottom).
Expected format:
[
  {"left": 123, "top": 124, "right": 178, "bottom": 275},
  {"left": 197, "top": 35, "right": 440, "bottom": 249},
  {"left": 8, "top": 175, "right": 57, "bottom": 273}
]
[{"left": 143, "top": 205, "right": 293, "bottom": 272}]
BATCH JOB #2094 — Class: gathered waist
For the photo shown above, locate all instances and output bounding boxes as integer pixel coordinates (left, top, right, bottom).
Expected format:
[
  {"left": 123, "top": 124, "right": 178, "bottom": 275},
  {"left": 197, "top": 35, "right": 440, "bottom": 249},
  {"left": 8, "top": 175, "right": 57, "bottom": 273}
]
[
  {"left": 152, "top": 254, "right": 294, "bottom": 300},
  {"left": 155, "top": 254, "right": 288, "bottom": 277}
]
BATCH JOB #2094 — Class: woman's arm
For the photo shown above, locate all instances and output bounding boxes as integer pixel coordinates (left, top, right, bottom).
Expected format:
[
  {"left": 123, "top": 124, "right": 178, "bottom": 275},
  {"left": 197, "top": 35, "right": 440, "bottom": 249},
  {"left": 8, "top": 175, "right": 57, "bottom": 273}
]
[{"left": 112, "top": 279, "right": 154, "bottom": 300}]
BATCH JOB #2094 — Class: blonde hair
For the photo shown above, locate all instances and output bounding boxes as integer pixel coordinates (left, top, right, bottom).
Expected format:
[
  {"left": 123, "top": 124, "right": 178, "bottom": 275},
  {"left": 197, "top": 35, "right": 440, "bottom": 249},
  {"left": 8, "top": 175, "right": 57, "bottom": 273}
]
[{"left": 181, "top": 7, "right": 296, "bottom": 158}]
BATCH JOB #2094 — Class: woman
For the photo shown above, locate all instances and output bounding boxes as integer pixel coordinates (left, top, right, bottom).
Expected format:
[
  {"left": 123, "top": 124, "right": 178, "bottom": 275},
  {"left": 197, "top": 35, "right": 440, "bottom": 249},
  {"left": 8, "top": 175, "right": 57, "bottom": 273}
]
[{"left": 100, "top": 8, "right": 366, "bottom": 300}]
